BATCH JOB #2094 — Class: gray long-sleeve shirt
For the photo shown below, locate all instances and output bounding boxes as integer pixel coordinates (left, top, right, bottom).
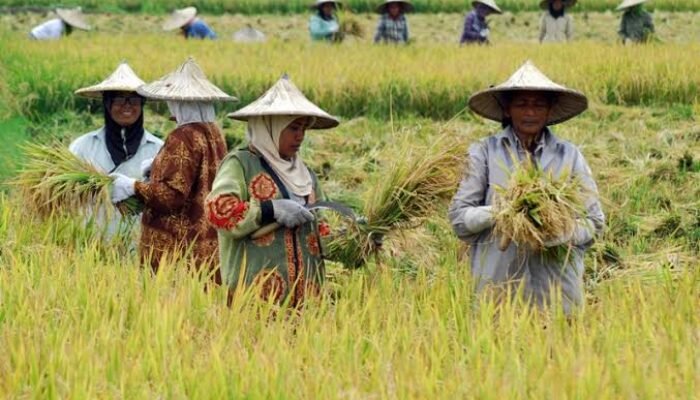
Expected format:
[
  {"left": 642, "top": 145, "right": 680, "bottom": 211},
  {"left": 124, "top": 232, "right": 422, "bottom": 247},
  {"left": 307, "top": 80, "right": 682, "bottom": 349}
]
[{"left": 448, "top": 127, "right": 605, "bottom": 313}]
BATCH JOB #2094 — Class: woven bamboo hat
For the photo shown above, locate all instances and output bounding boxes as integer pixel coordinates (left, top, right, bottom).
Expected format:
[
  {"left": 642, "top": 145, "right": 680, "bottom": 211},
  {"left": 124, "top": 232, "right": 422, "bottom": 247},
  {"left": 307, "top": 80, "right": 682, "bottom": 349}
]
[
  {"left": 310, "top": 0, "right": 343, "bottom": 9},
  {"left": 233, "top": 25, "right": 267, "bottom": 43},
  {"left": 56, "top": 8, "right": 91, "bottom": 31},
  {"left": 137, "top": 57, "right": 237, "bottom": 102},
  {"left": 616, "top": 0, "right": 647, "bottom": 11},
  {"left": 468, "top": 60, "right": 588, "bottom": 125},
  {"left": 228, "top": 74, "right": 339, "bottom": 129},
  {"left": 75, "top": 62, "right": 145, "bottom": 98},
  {"left": 539, "top": 0, "right": 577, "bottom": 9},
  {"left": 162, "top": 7, "right": 197, "bottom": 31},
  {"left": 377, "top": 1, "right": 414, "bottom": 14},
  {"left": 472, "top": 0, "right": 503, "bottom": 14}
]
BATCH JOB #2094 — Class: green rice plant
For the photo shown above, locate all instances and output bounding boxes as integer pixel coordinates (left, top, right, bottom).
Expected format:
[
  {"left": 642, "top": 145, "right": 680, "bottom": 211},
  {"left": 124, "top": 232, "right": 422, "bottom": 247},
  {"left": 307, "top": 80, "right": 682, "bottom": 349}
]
[
  {"left": 325, "top": 134, "right": 462, "bottom": 268},
  {"left": 9, "top": 142, "right": 141, "bottom": 217},
  {"left": 493, "top": 156, "right": 585, "bottom": 251}
]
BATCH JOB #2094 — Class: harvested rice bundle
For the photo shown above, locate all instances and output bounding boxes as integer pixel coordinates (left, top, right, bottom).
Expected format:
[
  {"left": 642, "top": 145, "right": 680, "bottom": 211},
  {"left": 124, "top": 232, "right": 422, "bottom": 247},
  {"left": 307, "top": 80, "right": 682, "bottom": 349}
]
[
  {"left": 11, "top": 142, "right": 141, "bottom": 216},
  {"left": 493, "top": 157, "right": 585, "bottom": 251},
  {"left": 340, "top": 16, "right": 365, "bottom": 38},
  {"left": 325, "top": 135, "right": 462, "bottom": 268}
]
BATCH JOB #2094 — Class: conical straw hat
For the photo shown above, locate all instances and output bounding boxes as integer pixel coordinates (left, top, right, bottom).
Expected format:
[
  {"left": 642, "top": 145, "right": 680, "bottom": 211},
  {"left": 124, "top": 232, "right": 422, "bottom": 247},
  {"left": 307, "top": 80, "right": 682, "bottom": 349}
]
[
  {"left": 74, "top": 62, "right": 145, "bottom": 98},
  {"left": 472, "top": 0, "right": 503, "bottom": 14},
  {"left": 468, "top": 60, "right": 588, "bottom": 125},
  {"left": 137, "top": 57, "right": 237, "bottom": 102},
  {"left": 233, "top": 26, "right": 267, "bottom": 43},
  {"left": 616, "top": 0, "right": 647, "bottom": 11},
  {"left": 56, "top": 8, "right": 91, "bottom": 31},
  {"left": 310, "top": 0, "right": 343, "bottom": 9},
  {"left": 539, "top": 0, "right": 577, "bottom": 10},
  {"left": 162, "top": 6, "right": 197, "bottom": 31},
  {"left": 227, "top": 75, "right": 340, "bottom": 130},
  {"left": 376, "top": 1, "right": 414, "bottom": 14}
]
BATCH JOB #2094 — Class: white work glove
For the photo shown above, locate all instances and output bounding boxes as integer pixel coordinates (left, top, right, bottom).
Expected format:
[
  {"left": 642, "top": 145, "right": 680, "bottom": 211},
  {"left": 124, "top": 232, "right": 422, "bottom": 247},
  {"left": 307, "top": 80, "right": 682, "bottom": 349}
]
[
  {"left": 479, "top": 28, "right": 490, "bottom": 38},
  {"left": 109, "top": 173, "right": 136, "bottom": 204},
  {"left": 140, "top": 158, "right": 155, "bottom": 178},
  {"left": 272, "top": 199, "right": 314, "bottom": 228},
  {"left": 544, "top": 219, "right": 595, "bottom": 248},
  {"left": 461, "top": 206, "right": 495, "bottom": 234}
]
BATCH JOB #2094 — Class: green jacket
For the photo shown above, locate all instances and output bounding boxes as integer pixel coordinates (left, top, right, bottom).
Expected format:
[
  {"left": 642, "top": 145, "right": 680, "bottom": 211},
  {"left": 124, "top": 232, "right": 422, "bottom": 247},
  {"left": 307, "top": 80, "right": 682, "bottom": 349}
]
[
  {"left": 206, "top": 148, "right": 326, "bottom": 305},
  {"left": 619, "top": 9, "right": 654, "bottom": 43}
]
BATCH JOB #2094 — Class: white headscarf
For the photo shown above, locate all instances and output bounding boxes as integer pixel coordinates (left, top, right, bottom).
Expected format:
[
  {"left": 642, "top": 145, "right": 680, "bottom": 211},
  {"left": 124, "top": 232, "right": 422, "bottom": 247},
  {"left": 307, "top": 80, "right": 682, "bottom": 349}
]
[
  {"left": 167, "top": 101, "right": 216, "bottom": 126},
  {"left": 247, "top": 115, "right": 313, "bottom": 197}
]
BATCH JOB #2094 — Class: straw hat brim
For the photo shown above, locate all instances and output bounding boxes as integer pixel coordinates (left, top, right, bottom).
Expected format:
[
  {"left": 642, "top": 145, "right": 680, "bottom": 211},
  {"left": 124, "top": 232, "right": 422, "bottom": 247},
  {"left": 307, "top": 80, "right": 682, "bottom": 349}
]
[
  {"left": 229, "top": 112, "right": 339, "bottom": 130},
  {"left": 310, "top": 1, "right": 343, "bottom": 10},
  {"left": 472, "top": 0, "right": 503, "bottom": 14},
  {"left": 56, "top": 8, "right": 91, "bottom": 30},
  {"left": 376, "top": 1, "right": 414, "bottom": 14},
  {"left": 539, "top": 0, "right": 577, "bottom": 10},
  {"left": 468, "top": 87, "right": 588, "bottom": 126},
  {"left": 228, "top": 76, "right": 339, "bottom": 130},
  {"left": 162, "top": 7, "right": 197, "bottom": 31},
  {"left": 75, "top": 85, "right": 141, "bottom": 99},
  {"left": 75, "top": 63, "right": 145, "bottom": 98},
  {"left": 137, "top": 58, "right": 237, "bottom": 102},
  {"left": 616, "top": 0, "right": 647, "bottom": 11},
  {"left": 232, "top": 28, "right": 267, "bottom": 43}
]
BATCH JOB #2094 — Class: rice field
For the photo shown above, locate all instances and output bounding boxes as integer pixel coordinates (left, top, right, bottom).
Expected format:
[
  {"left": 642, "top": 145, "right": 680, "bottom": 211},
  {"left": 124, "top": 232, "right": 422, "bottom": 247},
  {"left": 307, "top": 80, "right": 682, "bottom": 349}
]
[
  {"left": 0, "top": 0, "right": 697, "bottom": 13},
  {"left": 0, "top": 9, "right": 699, "bottom": 399}
]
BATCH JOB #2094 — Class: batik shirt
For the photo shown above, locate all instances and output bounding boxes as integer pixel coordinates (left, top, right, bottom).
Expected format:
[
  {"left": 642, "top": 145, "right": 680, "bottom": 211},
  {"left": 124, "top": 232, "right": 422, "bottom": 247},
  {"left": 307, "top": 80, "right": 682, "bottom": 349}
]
[
  {"left": 134, "top": 122, "right": 227, "bottom": 282},
  {"left": 206, "top": 148, "right": 326, "bottom": 306}
]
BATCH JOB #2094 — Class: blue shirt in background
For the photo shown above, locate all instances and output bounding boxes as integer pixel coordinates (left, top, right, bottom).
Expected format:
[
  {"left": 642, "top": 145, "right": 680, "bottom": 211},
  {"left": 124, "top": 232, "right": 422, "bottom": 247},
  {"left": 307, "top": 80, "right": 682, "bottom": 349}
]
[{"left": 185, "top": 19, "right": 217, "bottom": 40}]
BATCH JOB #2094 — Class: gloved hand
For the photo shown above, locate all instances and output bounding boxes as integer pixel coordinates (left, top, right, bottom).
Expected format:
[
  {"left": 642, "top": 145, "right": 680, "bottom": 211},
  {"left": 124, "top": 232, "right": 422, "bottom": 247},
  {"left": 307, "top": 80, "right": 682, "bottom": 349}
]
[
  {"left": 461, "top": 206, "right": 495, "bottom": 234},
  {"left": 479, "top": 28, "right": 490, "bottom": 38},
  {"left": 272, "top": 199, "right": 314, "bottom": 228},
  {"left": 544, "top": 219, "right": 595, "bottom": 248},
  {"left": 140, "top": 158, "right": 155, "bottom": 178},
  {"left": 109, "top": 173, "right": 136, "bottom": 204}
]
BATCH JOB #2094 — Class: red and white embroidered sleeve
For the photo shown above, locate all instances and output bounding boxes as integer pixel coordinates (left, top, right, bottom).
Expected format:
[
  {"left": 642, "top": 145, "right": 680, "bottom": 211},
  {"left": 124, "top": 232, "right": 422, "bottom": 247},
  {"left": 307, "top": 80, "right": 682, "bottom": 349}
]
[{"left": 206, "top": 194, "right": 250, "bottom": 230}]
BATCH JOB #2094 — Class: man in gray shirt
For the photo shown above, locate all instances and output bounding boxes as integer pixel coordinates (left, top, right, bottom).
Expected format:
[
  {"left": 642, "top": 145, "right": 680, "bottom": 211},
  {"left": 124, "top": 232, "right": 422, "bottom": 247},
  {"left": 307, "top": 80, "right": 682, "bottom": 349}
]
[{"left": 448, "top": 60, "right": 605, "bottom": 315}]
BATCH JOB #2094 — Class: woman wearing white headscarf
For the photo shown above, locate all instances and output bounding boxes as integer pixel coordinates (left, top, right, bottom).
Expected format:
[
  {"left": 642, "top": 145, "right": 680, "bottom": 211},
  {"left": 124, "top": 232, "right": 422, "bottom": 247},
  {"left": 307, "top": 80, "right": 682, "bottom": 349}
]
[
  {"left": 206, "top": 75, "right": 339, "bottom": 306},
  {"left": 71, "top": 62, "right": 163, "bottom": 240},
  {"left": 109, "top": 58, "right": 237, "bottom": 283}
]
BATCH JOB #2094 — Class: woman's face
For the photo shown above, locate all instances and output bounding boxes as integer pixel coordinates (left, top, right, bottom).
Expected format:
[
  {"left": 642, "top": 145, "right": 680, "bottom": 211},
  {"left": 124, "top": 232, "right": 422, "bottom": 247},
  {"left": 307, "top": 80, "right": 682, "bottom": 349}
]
[
  {"left": 552, "top": 0, "right": 564, "bottom": 11},
  {"left": 388, "top": 3, "right": 402, "bottom": 17},
  {"left": 504, "top": 91, "right": 552, "bottom": 138},
  {"left": 109, "top": 92, "right": 143, "bottom": 127},
  {"left": 278, "top": 117, "right": 310, "bottom": 160},
  {"left": 321, "top": 3, "right": 335, "bottom": 17}
]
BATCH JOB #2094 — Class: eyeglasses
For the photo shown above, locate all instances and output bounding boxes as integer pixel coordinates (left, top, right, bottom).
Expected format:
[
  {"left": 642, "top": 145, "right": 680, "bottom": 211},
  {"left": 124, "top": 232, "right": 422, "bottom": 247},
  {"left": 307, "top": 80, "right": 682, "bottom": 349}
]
[{"left": 112, "top": 96, "right": 144, "bottom": 106}]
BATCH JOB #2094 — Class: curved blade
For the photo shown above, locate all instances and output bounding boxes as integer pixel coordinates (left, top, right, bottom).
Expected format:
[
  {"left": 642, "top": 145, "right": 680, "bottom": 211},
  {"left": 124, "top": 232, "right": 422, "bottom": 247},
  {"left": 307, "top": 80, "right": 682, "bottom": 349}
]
[{"left": 307, "top": 201, "right": 357, "bottom": 220}]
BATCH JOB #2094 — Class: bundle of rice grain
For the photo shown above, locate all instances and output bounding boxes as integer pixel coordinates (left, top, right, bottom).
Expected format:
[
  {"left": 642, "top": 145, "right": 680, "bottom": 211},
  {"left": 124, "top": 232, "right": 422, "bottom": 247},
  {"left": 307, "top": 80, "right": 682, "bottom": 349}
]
[
  {"left": 340, "top": 17, "right": 364, "bottom": 39},
  {"left": 493, "top": 157, "right": 585, "bottom": 251},
  {"left": 325, "top": 136, "right": 463, "bottom": 268},
  {"left": 11, "top": 142, "right": 141, "bottom": 216}
]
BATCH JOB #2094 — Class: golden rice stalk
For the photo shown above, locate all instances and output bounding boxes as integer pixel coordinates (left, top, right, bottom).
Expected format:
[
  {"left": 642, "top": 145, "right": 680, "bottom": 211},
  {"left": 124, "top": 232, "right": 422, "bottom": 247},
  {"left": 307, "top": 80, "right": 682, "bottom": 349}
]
[
  {"left": 326, "top": 135, "right": 463, "bottom": 268},
  {"left": 493, "top": 157, "right": 584, "bottom": 251},
  {"left": 10, "top": 142, "right": 141, "bottom": 217}
]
